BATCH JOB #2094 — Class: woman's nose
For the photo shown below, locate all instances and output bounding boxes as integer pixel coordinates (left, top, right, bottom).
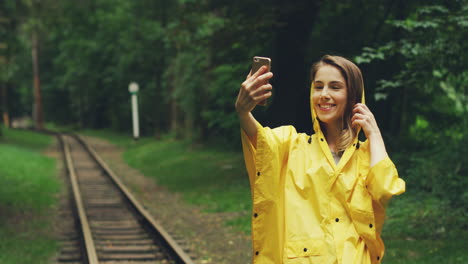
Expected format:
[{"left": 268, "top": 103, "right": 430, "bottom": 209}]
[{"left": 320, "top": 86, "right": 330, "bottom": 98}]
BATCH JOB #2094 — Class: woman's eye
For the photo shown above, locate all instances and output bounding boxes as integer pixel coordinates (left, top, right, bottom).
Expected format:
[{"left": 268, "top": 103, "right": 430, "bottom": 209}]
[
  {"left": 315, "top": 86, "right": 323, "bottom": 89},
  {"left": 332, "top": 86, "right": 340, "bottom": 90}
]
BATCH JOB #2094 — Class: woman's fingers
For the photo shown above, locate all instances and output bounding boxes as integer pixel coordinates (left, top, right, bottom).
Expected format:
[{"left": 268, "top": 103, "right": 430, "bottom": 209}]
[
  {"left": 352, "top": 104, "right": 382, "bottom": 137},
  {"left": 253, "top": 91, "right": 272, "bottom": 102},
  {"left": 236, "top": 66, "right": 273, "bottom": 114},
  {"left": 245, "top": 66, "right": 266, "bottom": 84},
  {"left": 250, "top": 83, "right": 272, "bottom": 95},
  {"left": 236, "top": 82, "right": 273, "bottom": 113},
  {"left": 353, "top": 104, "right": 373, "bottom": 123},
  {"left": 353, "top": 103, "right": 371, "bottom": 115},
  {"left": 249, "top": 71, "right": 273, "bottom": 91},
  {"left": 251, "top": 65, "right": 269, "bottom": 79},
  {"left": 246, "top": 69, "right": 253, "bottom": 79},
  {"left": 251, "top": 84, "right": 273, "bottom": 101},
  {"left": 241, "top": 75, "right": 272, "bottom": 96},
  {"left": 351, "top": 113, "right": 367, "bottom": 128},
  {"left": 245, "top": 67, "right": 273, "bottom": 89}
]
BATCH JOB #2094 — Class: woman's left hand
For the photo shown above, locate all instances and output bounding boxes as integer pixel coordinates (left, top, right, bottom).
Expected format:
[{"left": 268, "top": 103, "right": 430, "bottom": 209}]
[
  {"left": 352, "top": 103, "right": 388, "bottom": 166},
  {"left": 351, "top": 103, "right": 382, "bottom": 139}
]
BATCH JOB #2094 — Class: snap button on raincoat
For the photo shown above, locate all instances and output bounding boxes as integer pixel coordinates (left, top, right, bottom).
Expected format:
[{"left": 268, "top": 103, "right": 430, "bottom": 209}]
[{"left": 241, "top": 85, "right": 405, "bottom": 264}]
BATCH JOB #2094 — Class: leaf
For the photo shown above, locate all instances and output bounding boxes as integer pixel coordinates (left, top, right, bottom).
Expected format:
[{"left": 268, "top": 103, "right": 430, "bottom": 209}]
[{"left": 374, "top": 92, "right": 388, "bottom": 101}]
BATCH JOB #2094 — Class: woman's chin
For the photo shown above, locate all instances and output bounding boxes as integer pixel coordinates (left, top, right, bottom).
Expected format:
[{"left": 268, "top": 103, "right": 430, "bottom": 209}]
[{"left": 316, "top": 115, "right": 341, "bottom": 126}]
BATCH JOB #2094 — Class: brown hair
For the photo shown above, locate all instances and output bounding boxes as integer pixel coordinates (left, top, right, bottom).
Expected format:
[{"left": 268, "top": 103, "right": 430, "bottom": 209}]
[{"left": 311, "top": 55, "right": 364, "bottom": 152}]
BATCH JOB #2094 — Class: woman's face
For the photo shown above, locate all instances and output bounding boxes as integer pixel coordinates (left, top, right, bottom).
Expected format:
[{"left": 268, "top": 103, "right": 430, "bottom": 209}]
[{"left": 312, "top": 65, "right": 348, "bottom": 128}]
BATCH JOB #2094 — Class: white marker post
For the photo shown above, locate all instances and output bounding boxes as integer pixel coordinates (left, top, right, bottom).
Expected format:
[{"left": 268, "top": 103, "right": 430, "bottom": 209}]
[{"left": 128, "top": 82, "right": 140, "bottom": 140}]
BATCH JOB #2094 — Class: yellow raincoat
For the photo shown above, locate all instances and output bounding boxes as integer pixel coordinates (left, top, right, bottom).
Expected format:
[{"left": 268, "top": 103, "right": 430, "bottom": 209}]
[{"left": 241, "top": 85, "right": 405, "bottom": 264}]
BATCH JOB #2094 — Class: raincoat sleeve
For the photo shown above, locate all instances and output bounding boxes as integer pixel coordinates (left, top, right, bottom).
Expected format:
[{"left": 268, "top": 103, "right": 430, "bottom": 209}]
[
  {"left": 348, "top": 155, "right": 406, "bottom": 263},
  {"left": 366, "top": 156, "right": 406, "bottom": 206},
  {"left": 240, "top": 122, "right": 297, "bottom": 263},
  {"left": 240, "top": 121, "right": 296, "bottom": 189}
]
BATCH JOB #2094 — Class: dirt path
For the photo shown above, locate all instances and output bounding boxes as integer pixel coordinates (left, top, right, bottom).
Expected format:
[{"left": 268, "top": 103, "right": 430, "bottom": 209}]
[{"left": 81, "top": 135, "right": 252, "bottom": 264}]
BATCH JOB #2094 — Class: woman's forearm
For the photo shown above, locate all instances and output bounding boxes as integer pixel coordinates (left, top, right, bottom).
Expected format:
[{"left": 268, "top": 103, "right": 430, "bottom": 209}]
[
  {"left": 352, "top": 104, "right": 388, "bottom": 167},
  {"left": 235, "top": 65, "right": 272, "bottom": 148},
  {"left": 368, "top": 133, "right": 388, "bottom": 167},
  {"left": 239, "top": 112, "right": 259, "bottom": 147}
]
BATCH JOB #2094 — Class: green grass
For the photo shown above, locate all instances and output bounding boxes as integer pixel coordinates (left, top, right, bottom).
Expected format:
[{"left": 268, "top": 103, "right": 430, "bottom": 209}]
[
  {"left": 381, "top": 193, "right": 468, "bottom": 263},
  {"left": 123, "top": 138, "right": 252, "bottom": 232},
  {"left": 0, "top": 128, "right": 60, "bottom": 264},
  {"left": 44, "top": 122, "right": 76, "bottom": 133},
  {"left": 80, "top": 128, "right": 138, "bottom": 148},
  {"left": 383, "top": 238, "right": 466, "bottom": 264},
  {"left": 1, "top": 128, "right": 52, "bottom": 151}
]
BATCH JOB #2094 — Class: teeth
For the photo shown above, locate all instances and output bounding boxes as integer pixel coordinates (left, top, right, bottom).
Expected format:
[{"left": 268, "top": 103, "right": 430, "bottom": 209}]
[{"left": 319, "top": 104, "right": 335, "bottom": 109}]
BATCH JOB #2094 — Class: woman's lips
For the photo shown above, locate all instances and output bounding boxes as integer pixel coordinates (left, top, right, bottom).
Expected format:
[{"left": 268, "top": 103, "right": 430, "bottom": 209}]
[{"left": 317, "top": 104, "right": 336, "bottom": 111}]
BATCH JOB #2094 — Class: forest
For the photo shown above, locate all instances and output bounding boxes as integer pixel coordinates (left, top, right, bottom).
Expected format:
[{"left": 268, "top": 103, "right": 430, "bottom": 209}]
[{"left": 0, "top": 0, "right": 467, "bottom": 257}]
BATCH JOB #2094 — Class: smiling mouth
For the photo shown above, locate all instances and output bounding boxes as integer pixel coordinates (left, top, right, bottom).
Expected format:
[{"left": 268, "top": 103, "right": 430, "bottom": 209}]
[{"left": 318, "top": 104, "right": 336, "bottom": 111}]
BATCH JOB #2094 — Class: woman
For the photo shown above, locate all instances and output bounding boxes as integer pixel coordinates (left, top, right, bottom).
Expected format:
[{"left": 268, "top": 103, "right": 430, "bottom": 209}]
[{"left": 235, "top": 55, "right": 405, "bottom": 264}]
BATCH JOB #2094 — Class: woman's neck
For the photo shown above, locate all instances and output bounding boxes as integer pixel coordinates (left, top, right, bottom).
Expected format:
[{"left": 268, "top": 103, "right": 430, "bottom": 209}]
[{"left": 323, "top": 122, "right": 342, "bottom": 153}]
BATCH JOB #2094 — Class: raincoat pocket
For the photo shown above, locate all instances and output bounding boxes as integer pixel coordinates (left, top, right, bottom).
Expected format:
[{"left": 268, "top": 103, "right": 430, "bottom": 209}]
[
  {"left": 348, "top": 176, "right": 373, "bottom": 215},
  {"left": 286, "top": 239, "right": 325, "bottom": 258},
  {"left": 347, "top": 176, "right": 377, "bottom": 239},
  {"left": 347, "top": 178, "right": 382, "bottom": 261}
]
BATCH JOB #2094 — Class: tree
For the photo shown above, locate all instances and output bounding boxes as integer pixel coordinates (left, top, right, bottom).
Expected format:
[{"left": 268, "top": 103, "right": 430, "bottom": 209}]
[
  {"left": 355, "top": 3, "right": 468, "bottom": 140},
  {"left": 355, "top": 2, "right": 468, "bottom": 208},
  {"left": 0, "top": 1, "right": 21, "bottom": 130},
  {"left": 0, "top": 15, "right": 11, "bottom": 130}
]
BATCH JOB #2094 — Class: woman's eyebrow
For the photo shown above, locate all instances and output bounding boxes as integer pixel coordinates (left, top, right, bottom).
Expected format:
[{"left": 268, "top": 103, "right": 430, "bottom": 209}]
[{"left": 314, "top": 80, "right": 344, "bottom": 85}]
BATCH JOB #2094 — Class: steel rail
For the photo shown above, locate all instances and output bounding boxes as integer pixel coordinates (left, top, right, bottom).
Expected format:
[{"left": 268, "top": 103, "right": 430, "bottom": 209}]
[
  {"left": 75, "top": 135, "right": 195, "bottom": 264},
  {"left": 61, "top": 134, "right": 99, "bottom": 264}
]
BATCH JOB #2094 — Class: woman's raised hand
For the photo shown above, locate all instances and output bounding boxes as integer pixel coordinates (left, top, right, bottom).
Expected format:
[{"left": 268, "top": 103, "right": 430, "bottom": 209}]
[
  {"left": 352, "top": 103, "right": 387, "bottom": 167},
  {"left": 351, "top": 103, "right": 381, "bottom": 139},
  {"left": 235, "top": 66, "right": 273, "bottom": 115}
]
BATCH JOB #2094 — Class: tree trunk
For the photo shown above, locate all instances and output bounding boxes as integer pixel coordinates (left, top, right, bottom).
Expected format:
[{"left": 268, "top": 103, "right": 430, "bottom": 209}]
[
  {"left": 372, "top": 0, "right": 397, "bottom": 43},
  {"left": 170, "top": 96, "right": 179, "bottom": 137},
  {"left": 184, "top": 113, "right": 193, "bottom": 139},
  {"left": 1, "top": 82, "right": 9, "bottom": 128},
  {"left": 398, "top": 84, "right": 408, "bottom": 138},
  {"left": 153, "top": 0, "right": 169, "bottom": 139},
  {"left": 31, "top": 29, "right": 43, "bottom": 130},
  {"left": 169, "top": 69, "right": 180, "bottom": 137}
]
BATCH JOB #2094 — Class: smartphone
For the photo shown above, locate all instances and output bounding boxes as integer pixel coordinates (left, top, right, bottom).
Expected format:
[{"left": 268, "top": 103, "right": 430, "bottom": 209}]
[{"left": 251, "top": 56, "right": 271, "bottom": 106}]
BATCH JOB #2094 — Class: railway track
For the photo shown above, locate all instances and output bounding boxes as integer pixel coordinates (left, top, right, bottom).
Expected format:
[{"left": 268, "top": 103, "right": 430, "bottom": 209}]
[{"left": 55, "top": 134, "right": 195, "bottom": 264}]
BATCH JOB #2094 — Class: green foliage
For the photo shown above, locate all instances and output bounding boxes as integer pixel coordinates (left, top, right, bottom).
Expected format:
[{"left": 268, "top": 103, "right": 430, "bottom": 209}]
[
  {"left": 4, "top": 0, "right": 466, "bottom": 141},
  {"left": 355, "top": 3, "right": 468, "bottom": 134},
  {"left": 4, "top": 0, "right": 289, "bottom": 142},
  {"left": 355, "top": 3, "right": 467, "bottom": 218},
  {"left": 44, "top": 0, "right": 168, "bottom": 130},
  {"left": 391, "top": 132, "right": 467, "bottom": 223},
  {"left": 202, "top": 63, "right": 247, "bottom": 142}
]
